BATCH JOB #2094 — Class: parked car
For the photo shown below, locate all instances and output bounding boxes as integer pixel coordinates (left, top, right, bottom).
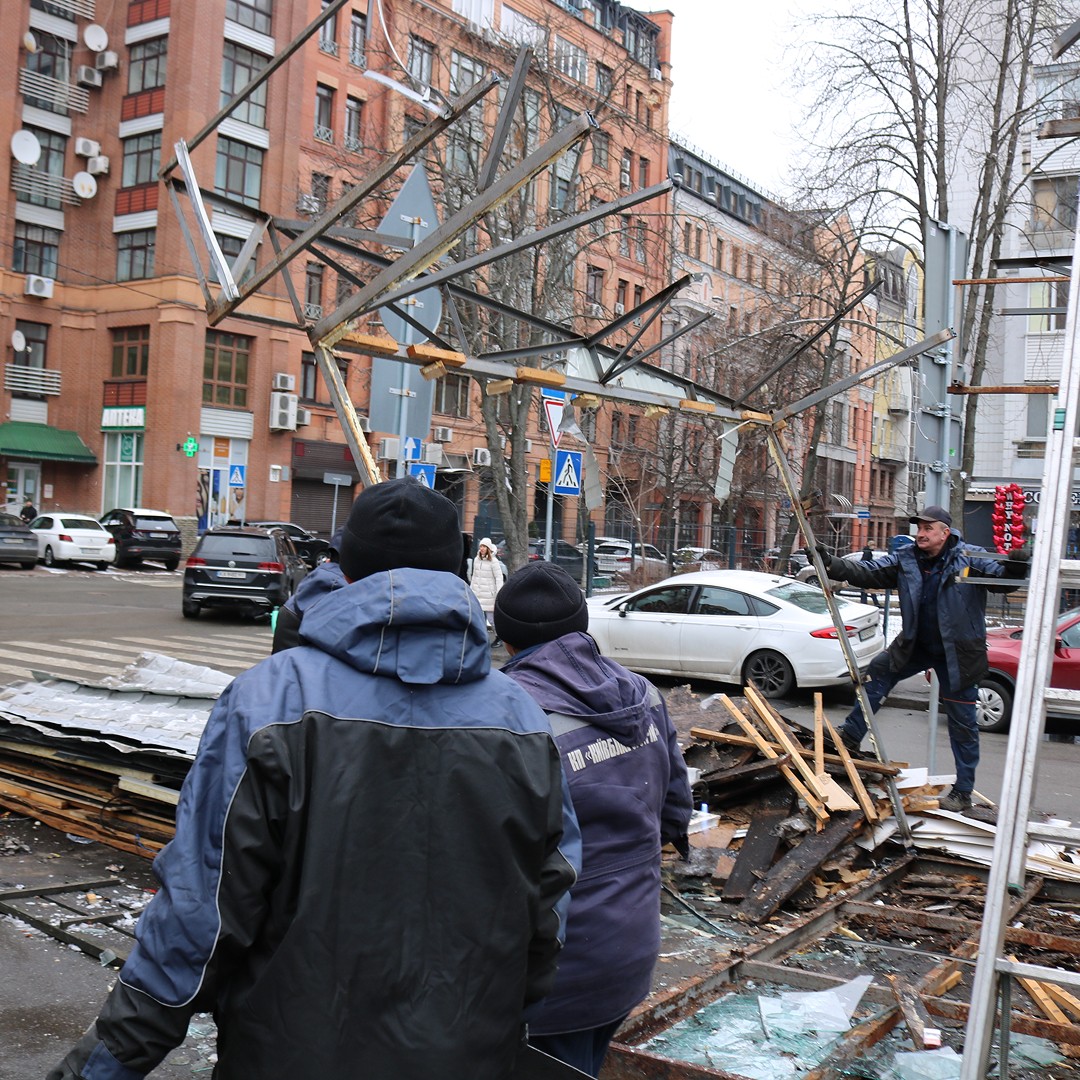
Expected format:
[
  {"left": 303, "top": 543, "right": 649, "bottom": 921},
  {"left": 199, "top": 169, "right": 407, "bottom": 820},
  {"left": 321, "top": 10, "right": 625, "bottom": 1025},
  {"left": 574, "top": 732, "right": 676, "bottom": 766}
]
[
  {"left": 0, "top": 512, "right": 39, "bottom": 568},
  {"left": 99, "top": 507, "right": 182, "bottom": 570},
  {"left": 247, "top": 521, "right": 331, "bottom": 568},
  {"left": 977, "top": 608, "right": 1080, "bottom": 732},
  {"left": 526, "top": 538, "right": 594, "bottom": 580},
  {"left": 29, "top": 514, "right": 116, "bottom": 570},
  {"left": 763, "top": 547, "right": 810, "bottom": 576},
  {"left": 181, "top": 526, "right": 308, "bottom": 619},
  {"left": 796, "top": 550, "right": 889, "bottom": 588},
  {"left": 674, "top": 547, "right": 726, "bottom": 571},
  {"left": 586, "top": 569, "right": 883, "bottom": 697},
  {"left": 594, "top": 539, "right": 668, "bottom": 580}
]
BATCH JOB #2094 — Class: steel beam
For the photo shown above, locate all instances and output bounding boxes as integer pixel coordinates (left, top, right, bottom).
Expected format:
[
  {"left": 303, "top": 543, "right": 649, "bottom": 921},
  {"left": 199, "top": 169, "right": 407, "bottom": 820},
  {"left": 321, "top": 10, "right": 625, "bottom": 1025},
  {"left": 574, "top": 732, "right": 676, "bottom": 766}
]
[{"left": 477, "top": 46, "right": 533, "bottom": 192}]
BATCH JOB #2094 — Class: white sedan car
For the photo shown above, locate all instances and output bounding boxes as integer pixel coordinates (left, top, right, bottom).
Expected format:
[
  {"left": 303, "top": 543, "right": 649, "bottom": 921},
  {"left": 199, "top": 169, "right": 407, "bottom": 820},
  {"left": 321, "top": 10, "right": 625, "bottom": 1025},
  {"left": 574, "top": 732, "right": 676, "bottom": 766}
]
[
  {"left": 29, "top": 513, "right": 116, "bottom": 569},
  {"left": 586, "top": 569, "right": 883, "bottom": 697}
]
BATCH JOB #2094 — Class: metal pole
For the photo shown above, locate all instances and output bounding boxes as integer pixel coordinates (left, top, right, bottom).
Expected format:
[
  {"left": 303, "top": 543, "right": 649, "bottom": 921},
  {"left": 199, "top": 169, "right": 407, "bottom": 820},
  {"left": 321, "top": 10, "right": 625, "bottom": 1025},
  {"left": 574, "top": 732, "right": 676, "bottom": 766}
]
[
  {"left": 926, "top": 672, "right": 940, "bottom": 776},
  {"left": 395, "top": 214, "right": 423, "bottom": 479}
]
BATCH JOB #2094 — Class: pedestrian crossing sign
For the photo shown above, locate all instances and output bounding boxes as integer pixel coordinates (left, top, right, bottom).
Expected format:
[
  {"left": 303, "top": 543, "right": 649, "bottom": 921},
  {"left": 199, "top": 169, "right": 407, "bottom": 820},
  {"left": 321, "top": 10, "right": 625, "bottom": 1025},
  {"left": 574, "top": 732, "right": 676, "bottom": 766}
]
[
  {"left": 228, "top": 465, "right": 246, "bottom": 487},
  {"left": 552, "top": 449, "right": 582, "bottom": 496},
  {"left": 408, "top": 461, "right": 437, "bottom": 487}
]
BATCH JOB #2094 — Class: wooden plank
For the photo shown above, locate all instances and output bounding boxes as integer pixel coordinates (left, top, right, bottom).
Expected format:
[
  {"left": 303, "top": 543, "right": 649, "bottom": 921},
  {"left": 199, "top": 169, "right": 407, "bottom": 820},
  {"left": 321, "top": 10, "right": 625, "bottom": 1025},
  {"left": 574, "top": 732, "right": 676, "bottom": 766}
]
[
  {"left": 885, "top": 973, "right": 929, "bottom": 1048},
  {"left": 688, "top": 820, "right": 738, "bottom": 851},
  {"left": 689, "top": 726, "right": 903, "bottom": 776},
  {"left": 738, "top": 810, "right": 861, "bottom": 923},
  {"left": 743, "top": 686, "right": 830, "bottom": 806},
  {"left": 811, "top": 695, "right": 859, "bottom": 812},
  {"left": 716, "top": 696, "right": 829, "bottom": 824},
  {"left": 117, "top": 776, "right": 181, "bottom": 806},
  {"left": 1008, "top": 954, "right": 1080, "bottom": 1057},
  {"left": 721, "top": 788, "right": 793, "bottom": 902},
  {"left": 1044, "top": 983, "right": 1080, "bottom": 1021},
  {"left": 823, "top": 714, "right": 880, "bottom": 824}
]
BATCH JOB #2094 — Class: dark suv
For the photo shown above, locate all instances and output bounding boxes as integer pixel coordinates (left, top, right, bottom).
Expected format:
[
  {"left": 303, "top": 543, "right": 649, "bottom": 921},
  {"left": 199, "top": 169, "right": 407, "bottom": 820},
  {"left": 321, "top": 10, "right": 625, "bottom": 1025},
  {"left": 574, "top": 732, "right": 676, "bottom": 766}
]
[
  {"left": 100, "top": 508, "right": 182, "bottom": 570},
  {"left": 247, "top": 521, "right": 331, "bottom": 568},
  {"left": 182, "top": 526, "right": 308, "bottom": 619}
]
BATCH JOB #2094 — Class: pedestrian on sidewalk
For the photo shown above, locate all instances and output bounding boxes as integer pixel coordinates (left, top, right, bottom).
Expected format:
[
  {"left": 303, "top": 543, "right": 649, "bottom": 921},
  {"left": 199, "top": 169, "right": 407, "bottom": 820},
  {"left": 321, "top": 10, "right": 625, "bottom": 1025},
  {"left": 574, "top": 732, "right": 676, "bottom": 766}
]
[
  {"left": 469, "top": 536, "right": 505, "bottom": 642},
  {"left": 49, "top": 478, "right": 580, "bottom": 1080},
  {"left": 811, "top": 505, "right": 1027, "bottom": 812},
  {"left": 495, "top": 562, "right": 691, "bottom": 1077}
]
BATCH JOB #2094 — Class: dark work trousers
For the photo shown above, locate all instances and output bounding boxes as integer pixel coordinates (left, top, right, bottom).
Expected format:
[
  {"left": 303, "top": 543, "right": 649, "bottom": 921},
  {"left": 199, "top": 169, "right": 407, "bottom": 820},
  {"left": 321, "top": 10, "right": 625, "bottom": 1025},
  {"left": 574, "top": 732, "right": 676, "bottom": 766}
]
[
  {"left": 529, "top": 1015, "right": 627, "bottom": 1078},
  {"left": 841, "top": 649, "right": 980, "bottom": 794}
]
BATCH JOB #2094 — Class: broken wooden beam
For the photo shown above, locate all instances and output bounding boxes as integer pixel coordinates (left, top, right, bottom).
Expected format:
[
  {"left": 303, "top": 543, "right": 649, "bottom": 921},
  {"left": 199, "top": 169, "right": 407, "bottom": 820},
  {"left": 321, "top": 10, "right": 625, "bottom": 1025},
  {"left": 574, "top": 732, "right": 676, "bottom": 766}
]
[
  {"left": 689, "top": 727, "right": 902, "bottom": 776},
  {"left": 721, "top": 787, "right": 793, "bottom": 902},
  {"left": 885, "top": 973, "right": 931, "bottom": 1048}
]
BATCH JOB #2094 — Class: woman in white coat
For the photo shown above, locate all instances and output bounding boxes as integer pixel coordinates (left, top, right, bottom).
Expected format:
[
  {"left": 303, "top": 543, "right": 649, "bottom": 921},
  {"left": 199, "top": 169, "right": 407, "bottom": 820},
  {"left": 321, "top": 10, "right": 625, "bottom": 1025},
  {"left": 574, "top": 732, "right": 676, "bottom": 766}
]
[{"left": 470, "top": 537, "right": 505, "bottom": 641}]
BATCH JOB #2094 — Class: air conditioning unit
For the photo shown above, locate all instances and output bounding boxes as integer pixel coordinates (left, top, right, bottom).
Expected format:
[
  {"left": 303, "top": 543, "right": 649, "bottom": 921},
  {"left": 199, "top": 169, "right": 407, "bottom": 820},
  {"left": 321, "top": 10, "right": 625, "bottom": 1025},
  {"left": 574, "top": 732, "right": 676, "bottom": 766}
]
[
  {"left": 378, "top": 437, "right": 400, "bottom": 459},
  {"left": 272, "top": 372, "right": 296, "bottom": 392},
  {"left": 269, "top": 391, "right": 298, "bottom": 431},
  {"left": 523, "top": 439, "right": 533, "bottom": 453},
  {"left": 433, "top": 426, "right": 454, "bottom": 442},
  {"left": 295, "top": 407, "right": 311, "bottom": 427},
  {"left": 472, "top": 447, "right": 492, "bottom": 467},
  {"left": 95, "top": 50, "right": 119, "bottom": 72},
  {"left": 297, "top": 192, "right": 322, "bottom": 214},
  {"left": 24, "top": 275, "right": 54, "bottom": 298},
  {"left": 74, "top": 137, "right": 101, "bottom": 158},
  {"left": 424, "top": 442, "right": 442, "bottom": 464},
  {"left": 87, "top": 155, "right": 110, "bottom": 176},
  {"left": 76, "top": 65, "right": 102, "bottom": 88},
  {"left": 650, "top": 67, "right": 662, "bottom": 81},
  {"left": 613, "top": 302, "right": 625, "bottom": 315},
  {"left": 357, "top": 414, "right": 370, "bottom": 433}
]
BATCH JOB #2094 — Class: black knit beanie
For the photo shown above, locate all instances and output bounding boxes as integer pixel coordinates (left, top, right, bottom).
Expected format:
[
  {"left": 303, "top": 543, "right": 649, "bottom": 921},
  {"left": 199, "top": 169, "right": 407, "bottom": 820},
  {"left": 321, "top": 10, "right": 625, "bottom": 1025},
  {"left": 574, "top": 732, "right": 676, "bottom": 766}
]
[
  {"left": 494, "top": 561, "right": 588, "bottom": 649},
  {"left": 338, "top": 477, "right": 463, "bottom": 581}
]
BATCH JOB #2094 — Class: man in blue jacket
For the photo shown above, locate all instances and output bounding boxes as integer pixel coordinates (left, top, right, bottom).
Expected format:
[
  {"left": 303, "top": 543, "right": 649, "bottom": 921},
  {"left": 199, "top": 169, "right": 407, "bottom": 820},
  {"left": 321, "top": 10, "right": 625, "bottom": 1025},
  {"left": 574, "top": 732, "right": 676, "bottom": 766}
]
[
  {"left": 816, "top": 505, "right": 1025, "bottom": 812},
  {"left": 495, "top": 562, "right": 692, "bottom": 1077},
  {"left": 50, "top": 478, "right": 580, "bottom": 1080}
]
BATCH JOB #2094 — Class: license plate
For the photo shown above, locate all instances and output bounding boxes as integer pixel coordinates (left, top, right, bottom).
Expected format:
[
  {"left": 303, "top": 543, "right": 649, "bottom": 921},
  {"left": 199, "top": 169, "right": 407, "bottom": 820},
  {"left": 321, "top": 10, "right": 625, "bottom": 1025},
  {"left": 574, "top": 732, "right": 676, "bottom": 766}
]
[
  {"left": 217, "top": 570, "right": 247, "bottom": 579},
  {"left": 81, "top": 548, "right": 99, "bottom": 555},
  {"left": 3, "top": 538, "right": 21, "bottom": 544},
  {"left": 859, "top": 626, "right": 876, "bottom": 640},
  {"left": 150, "top": 532, "right": 169, "bottom": 538}
]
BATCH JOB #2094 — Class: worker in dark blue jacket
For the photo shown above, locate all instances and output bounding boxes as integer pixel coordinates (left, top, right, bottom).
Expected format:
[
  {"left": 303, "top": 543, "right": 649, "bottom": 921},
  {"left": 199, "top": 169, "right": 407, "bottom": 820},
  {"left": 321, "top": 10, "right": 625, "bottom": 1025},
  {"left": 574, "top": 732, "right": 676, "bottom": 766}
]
[
  {"left": 50, "top": 479, "right": 580, "bottom": 1080},
  {"left": 815, "top": 505, "right": 1025, "bottom": 812},
  {"left": 496, "top": 562, "right": 691, "bottom": 1077}
]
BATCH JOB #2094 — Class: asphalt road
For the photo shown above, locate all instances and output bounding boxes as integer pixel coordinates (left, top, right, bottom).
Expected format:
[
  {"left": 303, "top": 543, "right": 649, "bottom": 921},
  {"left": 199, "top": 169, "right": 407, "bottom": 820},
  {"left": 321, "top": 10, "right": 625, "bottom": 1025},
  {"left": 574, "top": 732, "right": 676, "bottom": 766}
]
[{"left": 2, "top": 563, "right": 1078, "bottom": 821}]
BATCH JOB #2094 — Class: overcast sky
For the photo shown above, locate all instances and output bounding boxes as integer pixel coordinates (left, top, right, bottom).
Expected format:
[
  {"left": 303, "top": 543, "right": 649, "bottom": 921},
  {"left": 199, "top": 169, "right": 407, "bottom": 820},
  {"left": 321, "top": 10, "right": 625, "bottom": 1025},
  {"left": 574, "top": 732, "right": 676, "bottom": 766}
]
[{"left": 657, "top": 0, "right": 835, "bottom": 197}]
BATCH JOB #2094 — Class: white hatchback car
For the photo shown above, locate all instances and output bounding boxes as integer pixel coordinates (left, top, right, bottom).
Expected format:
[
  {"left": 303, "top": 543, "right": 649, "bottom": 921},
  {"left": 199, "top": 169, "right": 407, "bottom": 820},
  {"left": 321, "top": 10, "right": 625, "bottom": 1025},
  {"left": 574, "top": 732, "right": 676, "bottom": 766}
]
[
  {"left": 586, "top": 569, "right": 883, "bottom": 697},
  {"left": 29, "top": 513, "right": 116, "bottom": 570},
  {"left": 593, "top": 539, "right": 668, "bottom": 580}
]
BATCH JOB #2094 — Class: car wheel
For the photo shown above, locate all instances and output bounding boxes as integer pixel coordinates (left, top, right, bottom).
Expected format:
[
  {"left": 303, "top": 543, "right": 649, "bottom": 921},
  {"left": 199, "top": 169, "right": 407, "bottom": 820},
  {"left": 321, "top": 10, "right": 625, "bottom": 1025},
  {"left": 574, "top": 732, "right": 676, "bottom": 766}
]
[
  {"left": 744, "top": 650, "right": 796, "bottom": 698},
  {"left": 43, "top": 545, "right": 57, "bottom": 567},
  {"left": 20, "top": 561, "right": 35, "bottom": 570},
  {"left": 182, "top": 599, "right": 200, "bottom": 619},
  {"left": 976, "top": 677, "right": 1012, "bottom": 733},
  {"left": 804, "top": 574, "right": 821, "bottom": 589},
  {"left": 164, "top": 558, "right": 179, "bottom": 571},
  {"left": 96, "top": 562, "right": 109, "bottom": 571}
]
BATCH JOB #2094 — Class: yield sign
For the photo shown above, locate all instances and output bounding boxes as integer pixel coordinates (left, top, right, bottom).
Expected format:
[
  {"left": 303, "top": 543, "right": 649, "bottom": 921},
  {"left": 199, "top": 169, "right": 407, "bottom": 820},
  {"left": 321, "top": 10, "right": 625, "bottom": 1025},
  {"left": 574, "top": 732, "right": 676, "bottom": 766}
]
[{"left": 544, "top": 398, "right": 565, "bottom": 449}]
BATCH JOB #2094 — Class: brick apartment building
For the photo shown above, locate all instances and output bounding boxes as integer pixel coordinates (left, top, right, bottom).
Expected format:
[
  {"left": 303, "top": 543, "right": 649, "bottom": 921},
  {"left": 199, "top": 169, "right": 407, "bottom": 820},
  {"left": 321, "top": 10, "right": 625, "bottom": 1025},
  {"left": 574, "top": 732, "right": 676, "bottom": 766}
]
[{"left": 0, "top": 0, "right": 673, "bottom": 549}]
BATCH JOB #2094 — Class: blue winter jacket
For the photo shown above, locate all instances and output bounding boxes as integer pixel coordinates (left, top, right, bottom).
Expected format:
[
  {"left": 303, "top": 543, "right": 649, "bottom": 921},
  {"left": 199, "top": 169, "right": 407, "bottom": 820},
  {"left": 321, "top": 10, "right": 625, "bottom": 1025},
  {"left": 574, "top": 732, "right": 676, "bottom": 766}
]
[
  {"left": 62, "top": 569, "right": 581, "bottom": 1080},
  {"left": 502, "top": 631, "right": 691, "bottom": 1035},
  {"left": 828, "top": 530, "right": 1018, "bottom": 688}
]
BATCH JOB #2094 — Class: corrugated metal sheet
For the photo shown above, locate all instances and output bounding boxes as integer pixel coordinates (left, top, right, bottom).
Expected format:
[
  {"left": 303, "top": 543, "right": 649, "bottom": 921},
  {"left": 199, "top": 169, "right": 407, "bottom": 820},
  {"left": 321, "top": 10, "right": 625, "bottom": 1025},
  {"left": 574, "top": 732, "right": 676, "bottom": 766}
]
[{"left": 0, "top": 421, "right": 96, "bottom": 463}]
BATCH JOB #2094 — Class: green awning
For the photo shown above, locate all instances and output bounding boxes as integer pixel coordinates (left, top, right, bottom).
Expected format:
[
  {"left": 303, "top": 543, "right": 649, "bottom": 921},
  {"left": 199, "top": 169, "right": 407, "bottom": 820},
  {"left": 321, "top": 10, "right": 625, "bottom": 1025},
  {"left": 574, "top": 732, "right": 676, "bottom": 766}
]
[{"left": 0, "top": 421, "right": 97, "bottom": 464}]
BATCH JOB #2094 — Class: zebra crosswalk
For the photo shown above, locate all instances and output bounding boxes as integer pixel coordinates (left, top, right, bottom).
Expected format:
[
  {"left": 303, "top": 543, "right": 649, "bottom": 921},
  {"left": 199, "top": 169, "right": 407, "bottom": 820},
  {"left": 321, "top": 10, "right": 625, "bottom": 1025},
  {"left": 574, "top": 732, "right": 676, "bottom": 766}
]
[{"left": 0, "top": 627, "right": 273, "bottom": 688}]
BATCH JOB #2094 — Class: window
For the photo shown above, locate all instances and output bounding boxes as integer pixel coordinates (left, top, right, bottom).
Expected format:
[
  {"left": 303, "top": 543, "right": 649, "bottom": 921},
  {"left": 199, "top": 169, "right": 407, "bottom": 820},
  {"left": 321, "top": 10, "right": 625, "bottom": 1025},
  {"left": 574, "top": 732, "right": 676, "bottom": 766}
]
[
  {"left": 221, "top": 43, "right": 268, "bottom": 128},
  {"left": 116, "top": 229, "right": 156, "bottom": 281},
  {"left": 450, "top": 50, "right": 485, "bottom": 95},
  {"left": 1026, "top": 393, "right": 1049, "bottom": 439},
  {"left": 620, "top": 149, "right": 632, "bottom": 189},
  {"left": 300, "top": 351, "right": 349, "bottom": 404},
  {"left": 1032, "top": 175, "right": 1079, "bottom": 233},
  {"left": 13, "top": 321, "right": 47, "bottom": 378},
  {"left": 637, "top": 156, "right": 649, "bottom": 187},
  {"left": 550, "top": 172, "right": 572, "bottom": 212},
  {"left": 408, "top": 35, "right": 435, "bottom": 85},
  {"left": 305, "top": 263, "right": 324, "bottom": 317},
  {"left": 596, "top": 61, "right": 613, "bottom": 97},
  {"left": 634, "top": 219, "right": 647, "bottom": 262},
  {"left": 128, "top": 38, "right": 167, "bottom": 94},
  {"left": 349, "top": 11, "right": 367, "bottom": 66},
  {"left": 626, "top": 586, "right": 691, "bottom": 615},
  {"left": 592, "top": 130, "right": 609, "bottom": 169},
  {"left": 318, "top": 0, "right": 338, "bottom": 55},
  {"left": 434, "top": 372, "right": 471, "bottom": 418},
  {"left": 315, "top": 84, "right": 335, "bottom": 142},
  {"left": 121, "top": 132, "right": 161, "bottom": 187},
  {"left": 619, "top": 215, "right": 630, "bottom": 257},
  {"left": 586, "top": 265, "right": 604, "bottom": 305},
  {"left": 15, "top": 129, "right": 66, "bottom": 210},
  {"left": 683, "top": 221, "right": 691, "bottom": 253},
  {"left": 345, "top": 96, "right": 363, "bottom": 151},
  {"left": 1029, "top": 280, "right": 1070, "bottom": 332},
  {"left": 633, "top": 284, "right": 644, "bottom": 309},
  {"left": 215, "top": 137, "right": 263, "bottom": 207},
  {"left": 311, "top": 172, "right": 331, "bottom": 212},
  {"left": 616, "top": 279, "right": 628, "bottom": 310},
  {"left": 554, "top": 36, "right": 587, "bottom": 83},
  {"left": 24, "top": 35, "right": 69, "bottom": 112},
  {"left": 203, "top": 331, "right": 251, "bottom": 408},
  {"left": 611, "top": 411, "right": 623, "bottom": 445},
  {"left": 103, "top": 432, "right": 144, "bottom": 510},
  {"left": 13, "top": 223, "right": 59, "bottom": 278},
  {"left": 111, "top": 326, "right": 150, "bottom": 377},
  {"left": 694, "top": 586, "right": 752, "bottom": 617},
  {"left": 502, "top": 6, "right": 544, "bottom": 48},
  {"left": 226, "top": 0, "right": 272, "bottom": 35}
]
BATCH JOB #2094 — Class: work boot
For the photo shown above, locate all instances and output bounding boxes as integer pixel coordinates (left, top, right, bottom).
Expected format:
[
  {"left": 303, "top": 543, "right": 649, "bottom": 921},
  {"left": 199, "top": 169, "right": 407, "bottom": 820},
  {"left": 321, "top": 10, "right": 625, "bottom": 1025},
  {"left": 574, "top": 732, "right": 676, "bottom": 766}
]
[
  {"left": 939, "top": 790, "right": 973, "bottom": 813},
  {"left": 834, "top": 727, "right": 863, "bottom": 755}
]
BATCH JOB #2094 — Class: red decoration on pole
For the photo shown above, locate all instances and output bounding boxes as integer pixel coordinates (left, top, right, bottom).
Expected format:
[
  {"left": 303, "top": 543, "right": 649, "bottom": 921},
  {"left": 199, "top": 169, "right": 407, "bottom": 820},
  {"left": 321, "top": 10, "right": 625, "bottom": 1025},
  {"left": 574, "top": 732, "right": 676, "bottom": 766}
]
[{"left": 992, "top": 484, "right": 1027, "bottom": 554}]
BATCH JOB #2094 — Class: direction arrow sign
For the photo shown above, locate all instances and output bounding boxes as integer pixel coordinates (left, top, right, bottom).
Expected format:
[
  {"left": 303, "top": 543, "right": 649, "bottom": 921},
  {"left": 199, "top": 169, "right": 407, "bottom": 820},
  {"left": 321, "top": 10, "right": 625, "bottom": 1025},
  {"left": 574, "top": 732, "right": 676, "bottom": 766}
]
[
  {"left": 553, "top": 449, "right": 582, "bottom": 496},
  {"left": 544, "top": 398, "right": 565, "bottom": 449},
  {"left": 228, "top": 465, "right": 246, "bottom": 487},
  {"left": 402, "top": 437, "right": 423, "bottom": 461},
  {"left": 408, "top": 462, "right": 437, "bottom": 487}
]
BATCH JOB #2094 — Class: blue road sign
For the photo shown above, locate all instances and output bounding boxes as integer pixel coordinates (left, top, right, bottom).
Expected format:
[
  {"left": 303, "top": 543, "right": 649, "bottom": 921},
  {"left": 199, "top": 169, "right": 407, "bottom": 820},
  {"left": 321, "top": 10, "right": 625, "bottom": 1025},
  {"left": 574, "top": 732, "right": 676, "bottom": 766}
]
[
  {"left": 540, "top": 388, "right": 566, "bottom": 400},
  {"left": 228, "top": 465, "right": 246, "bottom": 488},
  {"left": 408, "top": 462, "right": 437, "bottom": 487},
  {"left": 402, "top": 437, "right": 423, "bottom": 461},
  {"left": 553, "top": 449, "right": 582, "bottom": 496}
]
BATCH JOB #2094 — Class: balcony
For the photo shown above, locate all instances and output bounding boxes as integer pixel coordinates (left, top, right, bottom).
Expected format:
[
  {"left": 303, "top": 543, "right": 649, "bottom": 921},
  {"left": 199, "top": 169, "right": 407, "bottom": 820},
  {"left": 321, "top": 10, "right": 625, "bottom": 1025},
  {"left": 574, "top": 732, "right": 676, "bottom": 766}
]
[
  {"left": 314, "top": 124, "right": 334, "bottom": 144},
  {"left": 318, "top": 36, "right": 339, "bottom": 57},
  {"left": 37, "top": 0, "right": 96, "bottom": 16},
  {"left": 6, "top": 365, "right": 61, "bottom": 397},
  {"left": 11, "top": 163, "right": 80, "bottom": 206},
  {"left": 18, "top": 69, "right": 90, "bottom": 114},
  {"left": 304, "top": 302, "right": 323, "bottom": 319},
  {"left": 344, "top": 134, "right": 362, "bottom": 153},
  {"left": 349, "top": 47, "right": 366, "bottom": 69}
]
